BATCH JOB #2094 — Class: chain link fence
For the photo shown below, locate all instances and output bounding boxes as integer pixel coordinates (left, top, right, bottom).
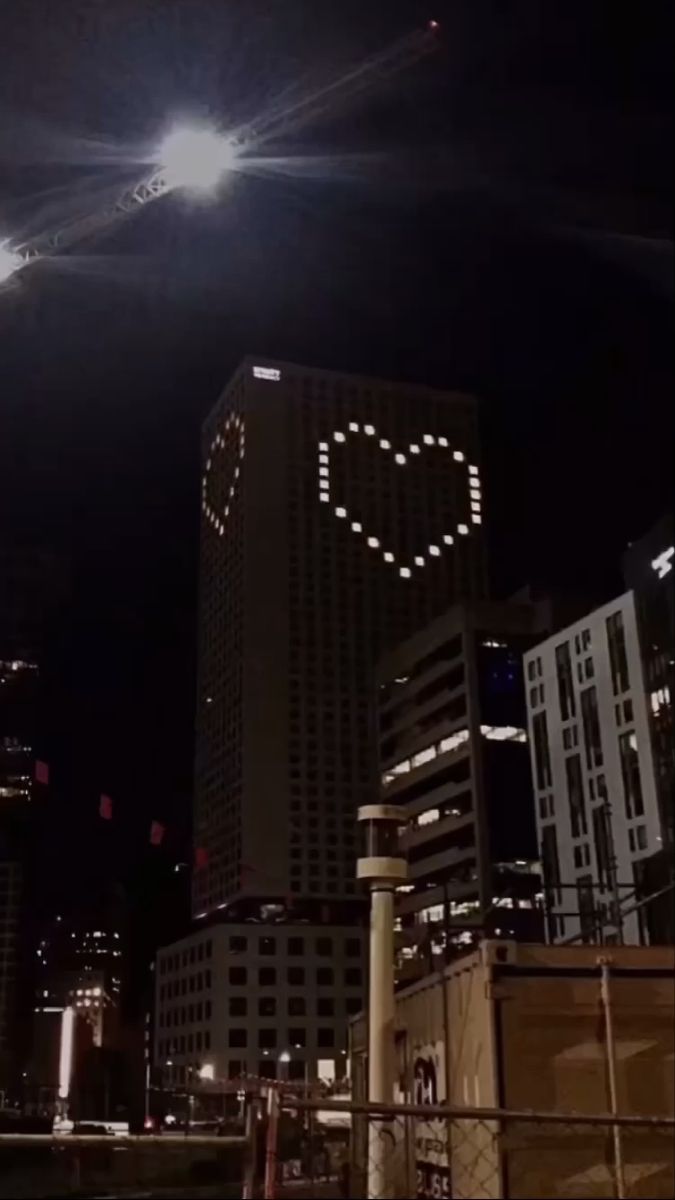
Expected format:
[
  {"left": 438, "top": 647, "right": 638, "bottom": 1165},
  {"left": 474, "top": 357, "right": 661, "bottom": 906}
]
[{"left": 269, "top": 1096, "right": 675, "bottom": 1199}]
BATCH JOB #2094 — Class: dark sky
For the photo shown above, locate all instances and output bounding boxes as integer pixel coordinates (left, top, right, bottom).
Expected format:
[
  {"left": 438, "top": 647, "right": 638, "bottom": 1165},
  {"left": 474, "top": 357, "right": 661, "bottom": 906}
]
[{"left": 0, "top": 1, "right": 672, "bottom": 943}]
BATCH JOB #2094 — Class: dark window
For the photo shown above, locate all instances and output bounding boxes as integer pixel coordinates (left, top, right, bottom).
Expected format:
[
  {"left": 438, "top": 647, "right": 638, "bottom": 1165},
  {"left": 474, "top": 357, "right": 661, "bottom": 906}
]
[
  {"left": 288, "top": 996, "right": 306, "bottom": 1016},
  {"left": 565, "top": 754, "right": 587, "bottom": 838},
  {"left": 317, "top": 997, "right": 334, "bottom": 1017},
  {"left": 259, "top": 967, "right": 276, "bottom": 986},
  {"left": 532, "top": 712, "right": 552, "bottom": 790},
  {"left": 317, "top": 967, "right": 334, "bottom": 986},
  {"left": 344, "top": 968, "right": 361, "bottom": 987},
  {"left": 229, "top": 1029, "right": 247, "bottom": 1048},
  {"left": 346, "top": 996, "right": 362, "bottom": 1015},
  {"left": 577, "top": 875, "right": 596, "bottom": 943},
  {"left": 541, "top": 824, "right": 562, "bottom": 934},
  {"left": 619, "top": 732, "right": 644, "bottom": 818},
  {"left": 346, "top": 938, "right": 361, "bottom": 958},
  {"left": 593, "top": 806, "right": 616, "bottom": 891},
  {"left": 229, "top": 967, "right": 247, "bottom": 986},
  {"left": 606, "top": 611, "right": 629, "bottom": 695},
  {"left": 229, "top": 996, "right": 247, "bottom": 1017},
  {"left": 289, "top": 1028, "right": 306, "bottom": 1047},
  {"left": 555, "top": 642, "right": 576, "bottom": 720},
  {"left": 318, "top": 1028, "right": 335, "bottom": 1048},
  {"left": 288, "top": 937, "right": 304, "bottom": 956},
  {"left": 258, "top": 1028, "right": 277, "bottom": 1049},
  {"left": 580, "top": 687, "right": 603, "bottom": 770},
  {"left": 230, "top": 936, "right": 246, "bottom": 953},
  {"left": 259, "top": 996, "right": 276, "bottom": 1017},
  {"left": 259, "top": 937, "right": 275, "bottom": 956},
  {"left": 288, "top": 967, "right": 305, "bottom": 986},
  {"left": 316, "top": 937, "right": 332, "bottom": 956}
]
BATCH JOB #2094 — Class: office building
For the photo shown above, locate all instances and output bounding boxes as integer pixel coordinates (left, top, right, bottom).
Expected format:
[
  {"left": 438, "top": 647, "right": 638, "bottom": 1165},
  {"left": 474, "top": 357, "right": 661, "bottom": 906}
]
[
  {"left": 376, "top": 596, "right": 570, "bottom": 983},
  {"left": 524, "top": 590, "right": 666, "bottom": 945},
  {"left": 155, "top": 915, "right": 365, "bottom": 1088},
  {"left": 157, "top": 357, "right": 485, "bottom": 1082},
  {"left": 193, "top": 357, "right": 485, "bottom": 917}
]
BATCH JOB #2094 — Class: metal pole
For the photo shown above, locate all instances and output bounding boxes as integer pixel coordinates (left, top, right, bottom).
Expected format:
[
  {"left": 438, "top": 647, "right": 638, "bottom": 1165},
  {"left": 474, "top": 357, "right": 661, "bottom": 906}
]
[
  {"left": 242, "top": 1098, "right": 258, "bottom": 1200},
  {"left": 368, "top": 884, "right": 395, "bottom": 1199},
  {"left": 598, "top": 958, "right": 626, "bottom": 1200},
  {"left": 264, "top": 1085, "right": 280, "bottom": 1199}
]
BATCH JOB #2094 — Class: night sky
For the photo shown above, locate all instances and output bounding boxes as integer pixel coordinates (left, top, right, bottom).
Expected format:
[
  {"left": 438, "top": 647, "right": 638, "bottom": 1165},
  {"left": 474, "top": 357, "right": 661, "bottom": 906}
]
[{"left": 0, "top": 1, "right": 672, "bottom": 969}]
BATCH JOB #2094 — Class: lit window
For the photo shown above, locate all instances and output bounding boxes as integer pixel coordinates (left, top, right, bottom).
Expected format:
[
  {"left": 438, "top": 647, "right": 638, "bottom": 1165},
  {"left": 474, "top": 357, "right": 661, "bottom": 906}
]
[
  {"left": 410, "top": 443, "right": 420, "bottom": 454},
  {"left": 470, "top": 485, "right": 481, "bottom": 498},
  {"left": 412, "top": 746, "right": 436, "bottom": 768},
  {"left": 319, "top": 479, "right": 329, "bottom": 490},
  {"left": 438, "top": 436, "right": 449, "bottom": 447},
  {"left": 417, "top": 808, "right": 440, "bottom": 827},
  {"left": 319, "top": 466, "right": 329, "bottom": 477},
  {"left": 471, "top": 501, "right": 481, "bottom": 512},
  {"left": 319, "top": 493, "right": 329, "bottom": 503},
  {"left": 414, "top": 555, "right": 425, "bottom": 567},
  {"left": 469, "top": 464, "right": 479, "bottom": 475},
  {"left": 439, "top": 729, "right": 470, "bottom": 754},
  {"left": 399, "top": 566, "right": 411, "bottom": 578},
  {"left": 319, "top": 442, "right": 329, "bottom": 451},
  {"left": 453, "top": 450, "right": 465, "bottom": 462},
  {"left": 379, "top": 438, "right": 391, "bottom": 450},
  {"left": 471, "top": 514, "right": 482, "bottom": 524},
  {"left": 395, "top": 453, "right": 406, "bottom": 465},
  {"left": 458, "top": 523, "right": 469, "bottom": 534},
  {"left": 443, "top": 534, "right": 454, "bottom": 545},
  {"left": 351, "top": 521, "right": 362, "bottom": 532},
  {"left": 348, "top": 421, "right": 359, "bottom": 433},
  {"left": 423, "top": 434, "right": 435, "bottom": 445},
  {"left": 319, "top": 454, "right": 328, "bottom": 464},
  {"left": 428, "top": 545, "right": 441, "bottom": 557},
  {"left": 367, "top": 536, "right": 380, "bottom": 548},
  {"left": 334, "top": 431, "right": 346, "bottom": 443},
  {"left": 480, "top": 725, "right": 527, "bottom": 743},
  {"left": 252, "top": 366, "right": 281, "bottom": 381},
  {"left": 364, "top": 424, "right": 375, "bottom": 436},
  {"left": 384, "top": 551, "right": 394, "bottom": 563},
  {"left": 335, "top": 507, "right": 347, "bottom": 518}
]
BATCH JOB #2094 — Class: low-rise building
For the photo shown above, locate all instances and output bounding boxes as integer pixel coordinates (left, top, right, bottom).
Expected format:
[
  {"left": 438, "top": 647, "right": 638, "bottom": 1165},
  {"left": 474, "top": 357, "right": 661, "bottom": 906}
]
[{"left": 155, "top": 904, "right": 365, "bottom": 1089}]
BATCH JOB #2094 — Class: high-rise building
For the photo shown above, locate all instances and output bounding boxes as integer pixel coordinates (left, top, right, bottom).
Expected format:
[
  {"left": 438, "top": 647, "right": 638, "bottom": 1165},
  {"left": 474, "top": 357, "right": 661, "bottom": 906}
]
[
  {"left": 376, "top": 597, "right": 571, "bottom": 985},
  {"left": 193, "top": 357, "right": 485, "bottom": 917},
  {"left": 0, "top": 546, "right": 64, "bottom": 1093},
  {"left": 524, "top": 590, "right": 667, "bottom": 946},
  {"left": 156, "top": 358, "right": 486, "bottom": 1088}
]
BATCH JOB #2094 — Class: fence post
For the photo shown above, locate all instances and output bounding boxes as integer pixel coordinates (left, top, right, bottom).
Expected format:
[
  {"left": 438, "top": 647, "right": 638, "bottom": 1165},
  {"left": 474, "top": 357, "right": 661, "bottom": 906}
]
[
  {"left": 264, "top": 1085, "right": 280, "bottom": 1199},
  {"left": 242, "top": 1097, "right": 259, "bottom": 1200},
  {"left": 598, "top": 957, "right": 626, "bottom": 1200}
]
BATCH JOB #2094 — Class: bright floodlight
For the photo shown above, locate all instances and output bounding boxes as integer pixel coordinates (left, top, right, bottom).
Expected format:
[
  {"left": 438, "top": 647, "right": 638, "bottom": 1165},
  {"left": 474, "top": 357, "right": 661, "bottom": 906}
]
[
  {"left": 158, "top": 126, "right": 237, "bottom": 192},
  {"left": 0, "top": 242, "right": 22, "bottom": 285}
]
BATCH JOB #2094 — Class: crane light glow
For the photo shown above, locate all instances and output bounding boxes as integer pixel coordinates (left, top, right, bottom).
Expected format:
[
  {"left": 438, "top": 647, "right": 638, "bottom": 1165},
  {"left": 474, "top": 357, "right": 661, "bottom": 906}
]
[{"left": 157, "top": 127, "right": 238, "bottom": 192}]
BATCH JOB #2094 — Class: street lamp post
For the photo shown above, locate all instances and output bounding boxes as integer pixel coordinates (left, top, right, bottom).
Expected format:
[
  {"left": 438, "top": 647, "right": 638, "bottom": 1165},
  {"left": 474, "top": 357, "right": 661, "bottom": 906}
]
[{"left": 357, "top": 805, "right": 407, "bottom": 1200}]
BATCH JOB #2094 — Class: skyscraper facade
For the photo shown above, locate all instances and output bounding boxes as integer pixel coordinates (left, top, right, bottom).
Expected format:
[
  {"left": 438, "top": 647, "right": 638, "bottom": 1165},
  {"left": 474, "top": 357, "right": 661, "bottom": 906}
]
[{"left": 193, "top": 358, "right": 486, "bottom": 918}]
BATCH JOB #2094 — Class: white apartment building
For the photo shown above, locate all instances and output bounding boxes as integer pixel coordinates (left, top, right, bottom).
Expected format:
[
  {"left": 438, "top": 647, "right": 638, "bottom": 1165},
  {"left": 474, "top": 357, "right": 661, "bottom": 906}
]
[
  {"left": 155, "top": 918, "right": 365, "bottom": 1089},
  {"left": 524, "top": 591, "right": 663, "bottom": 945}
]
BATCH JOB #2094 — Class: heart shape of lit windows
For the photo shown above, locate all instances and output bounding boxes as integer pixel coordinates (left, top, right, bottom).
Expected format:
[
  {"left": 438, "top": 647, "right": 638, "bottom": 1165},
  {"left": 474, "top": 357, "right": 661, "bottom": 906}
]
[
  {"left": 201, "top": 413, "right": 245, "bottom": 536},
  {"left": 318, "top": 423, "right": 482, "bottom": 576}
]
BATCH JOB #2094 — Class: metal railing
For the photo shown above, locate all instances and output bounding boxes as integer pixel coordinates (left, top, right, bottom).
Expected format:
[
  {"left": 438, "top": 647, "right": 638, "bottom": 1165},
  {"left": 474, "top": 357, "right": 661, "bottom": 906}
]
[{"left": 265, "top": 1094, "right": 675, "bottom": 1199}]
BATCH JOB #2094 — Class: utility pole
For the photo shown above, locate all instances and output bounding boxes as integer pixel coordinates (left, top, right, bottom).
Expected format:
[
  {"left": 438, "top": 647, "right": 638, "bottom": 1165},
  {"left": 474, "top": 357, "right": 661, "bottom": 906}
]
[{"left": 357, "top": 805, "right": 408, "bottom": 1200}]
